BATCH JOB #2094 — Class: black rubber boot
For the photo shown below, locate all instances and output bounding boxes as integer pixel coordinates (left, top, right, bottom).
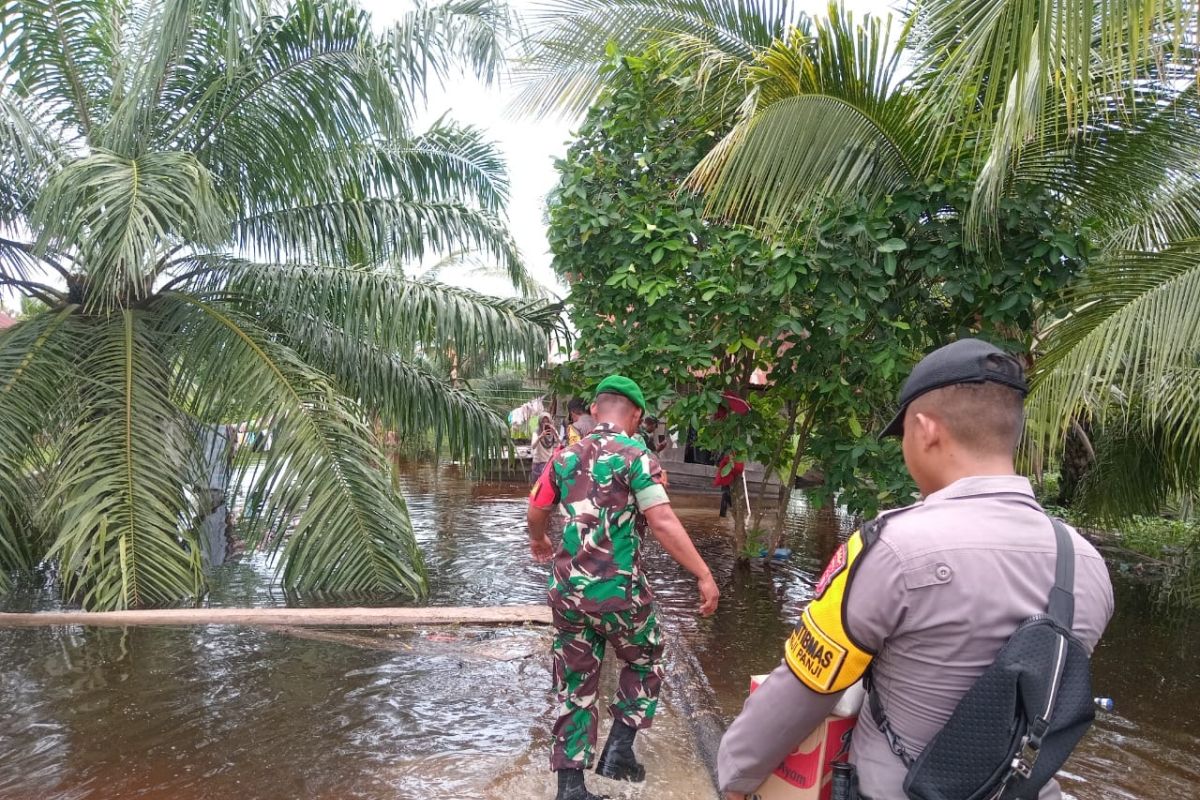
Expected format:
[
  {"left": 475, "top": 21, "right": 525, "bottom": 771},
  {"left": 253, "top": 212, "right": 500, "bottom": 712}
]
[
  {"left": 595, "top": 719, "right": 646, "bottom": 782},
  {"left": 555, "top": 769, "right": 608, "bottom": 800}
]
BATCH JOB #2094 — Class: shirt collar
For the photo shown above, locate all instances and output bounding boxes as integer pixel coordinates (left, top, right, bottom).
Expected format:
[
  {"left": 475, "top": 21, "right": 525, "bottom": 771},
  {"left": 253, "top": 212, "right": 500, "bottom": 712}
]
[
  {"left": 591, "top": 422, "right": 622, "bottom": 435},
  {"left": 924, "top": 474, "right": 1036, "bottom": 504}
]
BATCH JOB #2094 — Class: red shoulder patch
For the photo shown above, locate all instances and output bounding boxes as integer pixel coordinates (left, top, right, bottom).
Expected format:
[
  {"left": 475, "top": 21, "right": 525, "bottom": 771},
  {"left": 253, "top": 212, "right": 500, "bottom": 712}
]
[
  {"left": 813, "top": 543, "right": 848, "bottom": 599},
  {"left": 528, "top": 465, "right": 559, "bottom": 509}
]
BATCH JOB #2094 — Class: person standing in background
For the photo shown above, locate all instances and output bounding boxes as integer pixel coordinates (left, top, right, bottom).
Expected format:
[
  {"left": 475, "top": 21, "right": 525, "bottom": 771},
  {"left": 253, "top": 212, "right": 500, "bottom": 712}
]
[
  {"left": 638, "top": 414, "right": 670, "bottom": 455},
  {"left": 531, "top": 412, "right": 559, "bottom": 484},
  {"left": 566, "top": 397, "right": 597, "bottom": 445}
]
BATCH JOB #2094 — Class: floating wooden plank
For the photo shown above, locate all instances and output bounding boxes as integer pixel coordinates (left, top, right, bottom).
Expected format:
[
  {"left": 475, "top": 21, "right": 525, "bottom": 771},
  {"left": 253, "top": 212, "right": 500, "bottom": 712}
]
[{"left": 0, "top": 605, "right": 552, "bottom": 629}]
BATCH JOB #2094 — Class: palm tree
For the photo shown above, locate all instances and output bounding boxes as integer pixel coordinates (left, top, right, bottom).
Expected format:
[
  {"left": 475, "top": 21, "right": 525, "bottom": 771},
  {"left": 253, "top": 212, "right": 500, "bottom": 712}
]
[
  {"left": 512, "top": 0, "right": 800, "bottom": 119},
  {"left": 521, "top": 0, "right": 1200, "bottom": 515},
  {"left": 0, "top": 0, "right": 558, "bottom": 610}
]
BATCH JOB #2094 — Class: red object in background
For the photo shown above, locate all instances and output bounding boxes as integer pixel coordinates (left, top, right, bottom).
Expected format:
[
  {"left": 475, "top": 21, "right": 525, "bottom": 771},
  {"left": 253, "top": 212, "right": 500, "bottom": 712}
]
[
  {"left": 712, "top": 454, "right": 745, "bottom": 487},
  {"left": 714, "top": 391, "right": 751, "bottom": 420}
]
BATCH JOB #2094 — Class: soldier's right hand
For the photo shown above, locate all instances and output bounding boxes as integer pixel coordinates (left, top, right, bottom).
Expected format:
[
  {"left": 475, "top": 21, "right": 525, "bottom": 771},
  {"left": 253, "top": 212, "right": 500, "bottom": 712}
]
[
  {"left": 698, "top": 573, "right": 720, "bottom": 616},
  {"left": 530, "top": 533, "right": 555, "bottom": 564}
]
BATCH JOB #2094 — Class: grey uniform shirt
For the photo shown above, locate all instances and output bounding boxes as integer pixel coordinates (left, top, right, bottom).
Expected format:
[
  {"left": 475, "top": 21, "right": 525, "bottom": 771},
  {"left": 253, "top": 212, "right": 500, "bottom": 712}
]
[{"left": 718, "top": 475, "right": 1114, "bottom": 799}]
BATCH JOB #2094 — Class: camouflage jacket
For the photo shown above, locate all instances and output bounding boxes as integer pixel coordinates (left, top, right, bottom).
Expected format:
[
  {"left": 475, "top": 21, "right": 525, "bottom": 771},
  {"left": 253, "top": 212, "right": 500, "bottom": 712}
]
[{"left": 529, "top": 422, "right": 670, "bottom": 612}]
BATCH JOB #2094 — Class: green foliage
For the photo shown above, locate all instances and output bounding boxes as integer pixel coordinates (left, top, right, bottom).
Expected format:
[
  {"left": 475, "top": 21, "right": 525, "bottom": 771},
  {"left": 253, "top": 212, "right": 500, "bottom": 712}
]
[
  {"left": 526, "top": 0, "right": 1200, "bottom": 523},
  {"left": 0, "top": 0, "right": 554, "bottom": 609},
  {"left": 548, "top": 52, "right": 1083, "bottom": 518},
  {"left": 1115, "top": 517, "right": 1199, "bottom": 562}
]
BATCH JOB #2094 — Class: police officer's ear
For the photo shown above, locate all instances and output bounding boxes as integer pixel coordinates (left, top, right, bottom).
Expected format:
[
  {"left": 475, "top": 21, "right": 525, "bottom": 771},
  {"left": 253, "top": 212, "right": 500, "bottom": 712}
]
[{"left": 909, "top": 409, "right": 943, "bottom": 450}]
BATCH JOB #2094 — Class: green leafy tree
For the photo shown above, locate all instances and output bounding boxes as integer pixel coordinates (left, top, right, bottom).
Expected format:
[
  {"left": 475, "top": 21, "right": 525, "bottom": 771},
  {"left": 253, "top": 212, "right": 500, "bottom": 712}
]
[
  {"left": 547, "top": 51, "right": 1082, "bottom": 553},
  {"left": 525, "top": 0, "right": 1200, "bottom": 520},
  {"left": 0, "top": 0, "right": 558, "bottom": 609}
]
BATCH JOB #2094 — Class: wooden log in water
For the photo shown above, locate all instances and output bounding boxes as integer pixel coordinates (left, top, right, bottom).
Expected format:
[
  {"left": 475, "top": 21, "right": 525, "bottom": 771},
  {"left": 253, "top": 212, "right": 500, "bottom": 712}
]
[
  {"left": 0, "top": 605, "right": 552, "bottom": 628},
  {"left": 664, "top": 624, "right": 727, "bottom": 792}
]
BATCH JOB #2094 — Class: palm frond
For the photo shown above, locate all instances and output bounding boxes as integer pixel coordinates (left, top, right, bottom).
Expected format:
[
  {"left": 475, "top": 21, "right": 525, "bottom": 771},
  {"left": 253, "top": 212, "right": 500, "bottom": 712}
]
[
  {"left": 226, "top": 119, "right": 533, "bottom": 291},
  {"left": 43, "top": 310, "right": 206, "bottom": 610},
  {"left": 101, "top": 0, "right": 248, "bottom": 154},
  {"left": 1029, "top": 241, "right": 1200, "bottom": 463},
  {"left": 513, "top": 0, "right": 797, "bottom": 119},
  {"left": 171, "top": 0, "right": 406, "bottom": 191},
  {"left": 231, "top": 200, "right": 524, "bottom": 289},
  {"left": 277, "top": 313, "right": 511, "bottom": 463},
  {"left": 412, "top": 248, "right": 535, "bottom": 292},
  {"left": 158, "top": 292, "right": 426, "bottom": 598},
  {"left": 684, "top": 6, "right": 917, "bottom": 226},
  {"left": 365, "top": 120, "right": 512, "bottom": 215},
  {"left": 33, "top": 150, "right": 228, "bottom": 310},
  {"left": 910, "top": 0, "right": 1199, "bottom": 240},
  {"left": 0, "top": 0, "right": 119, "bottom": 143},
  {"left": 178, "top": 258, "right": 559, "bottom": 364},
  {"left": 0, "top": 53, "right": 69, "bottom": 231},
  {"left": 1009, "top": 81, "right": 1200, "bottom": 251},
  {"left": 385, "top": 0, "right": 518, "bottom": 99},
  {"left": 0, "top": 237, "right": 45, "bottom": 284},
  {"left": 0, "top": 94, "right": 62, "bottom": 217},
  {"left": 1074, "top": 410, "right": 1200, "bottom": 520},
  {"left": 0, "top": 308, "right": 79, "bottom": 582},
  {"left": 1101, "top": 180, "right": 1200, "bottom": 252}
]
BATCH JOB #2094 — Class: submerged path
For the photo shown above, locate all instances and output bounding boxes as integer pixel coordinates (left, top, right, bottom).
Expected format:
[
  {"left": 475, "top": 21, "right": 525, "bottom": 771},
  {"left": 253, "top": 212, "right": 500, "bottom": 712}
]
[{"left": 0, "top": 604, "right": 552, "bottom": 628}]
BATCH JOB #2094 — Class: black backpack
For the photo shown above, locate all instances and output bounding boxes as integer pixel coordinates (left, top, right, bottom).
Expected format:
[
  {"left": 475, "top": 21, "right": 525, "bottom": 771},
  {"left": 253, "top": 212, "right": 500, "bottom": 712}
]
[{"left": 867, "top": 518, "right": 1096, "bottom": 800}]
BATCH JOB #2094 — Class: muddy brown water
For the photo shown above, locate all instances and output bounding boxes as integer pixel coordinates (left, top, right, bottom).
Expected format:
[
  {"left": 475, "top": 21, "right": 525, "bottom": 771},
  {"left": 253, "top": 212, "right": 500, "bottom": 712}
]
[{"left": 1, "top": 464, "right": 1197, "bottom": 799}]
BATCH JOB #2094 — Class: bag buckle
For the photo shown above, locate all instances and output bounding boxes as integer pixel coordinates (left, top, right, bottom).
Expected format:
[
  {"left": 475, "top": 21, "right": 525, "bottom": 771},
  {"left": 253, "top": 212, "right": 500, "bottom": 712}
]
[{"left": 1011, "top": 734, "right": 1039, "bottom": 780}]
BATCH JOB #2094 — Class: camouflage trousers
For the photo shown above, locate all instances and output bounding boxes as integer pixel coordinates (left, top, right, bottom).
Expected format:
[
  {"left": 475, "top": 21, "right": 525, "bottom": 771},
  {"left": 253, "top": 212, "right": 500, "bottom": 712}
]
[{"left": 549, "top": 601, "right": 665, "bottom": 771}]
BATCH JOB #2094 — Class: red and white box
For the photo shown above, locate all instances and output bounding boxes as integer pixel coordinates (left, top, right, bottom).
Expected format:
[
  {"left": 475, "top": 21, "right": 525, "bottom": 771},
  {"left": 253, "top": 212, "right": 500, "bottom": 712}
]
[{"left": 746, "top": 675, "right": 862, "bottom": 800}]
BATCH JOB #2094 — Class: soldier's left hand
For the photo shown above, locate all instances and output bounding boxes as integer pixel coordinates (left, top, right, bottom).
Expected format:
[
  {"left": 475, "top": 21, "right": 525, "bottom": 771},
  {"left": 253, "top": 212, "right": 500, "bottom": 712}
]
[
  {"left": 698, "top": 573, "right": 720, "bottom": 616},
  {"left": 530, "top": 533, "right": 554, "bottom": 563}
]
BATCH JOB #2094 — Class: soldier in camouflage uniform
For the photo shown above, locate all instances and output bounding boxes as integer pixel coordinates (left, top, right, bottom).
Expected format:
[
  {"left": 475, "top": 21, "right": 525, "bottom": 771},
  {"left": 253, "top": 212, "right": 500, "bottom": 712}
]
[{"left": 528, "top": 375, "right": 719, "bottom": 800}]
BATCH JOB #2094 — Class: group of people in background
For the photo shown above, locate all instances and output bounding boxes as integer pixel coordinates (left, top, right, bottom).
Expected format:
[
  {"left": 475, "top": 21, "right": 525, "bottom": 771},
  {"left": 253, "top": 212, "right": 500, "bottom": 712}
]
[{"left": 530, "top": 397, "right": 671, "bottom": 483}]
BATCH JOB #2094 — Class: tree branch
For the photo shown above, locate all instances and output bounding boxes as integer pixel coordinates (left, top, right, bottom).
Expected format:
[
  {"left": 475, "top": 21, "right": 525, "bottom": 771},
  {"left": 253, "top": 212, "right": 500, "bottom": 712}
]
[
  {"left": 771, "top": 400, "right": 821, "bottom": 551},
  {"left": 752, "top": 399, "right": 800, "bottom": 532}
]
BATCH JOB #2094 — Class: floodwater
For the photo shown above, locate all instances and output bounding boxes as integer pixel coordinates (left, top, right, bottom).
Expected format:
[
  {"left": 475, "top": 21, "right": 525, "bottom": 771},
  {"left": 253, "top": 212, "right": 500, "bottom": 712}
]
[{"left": 1, "top": 463, "right": 1197, "bottom": 799}]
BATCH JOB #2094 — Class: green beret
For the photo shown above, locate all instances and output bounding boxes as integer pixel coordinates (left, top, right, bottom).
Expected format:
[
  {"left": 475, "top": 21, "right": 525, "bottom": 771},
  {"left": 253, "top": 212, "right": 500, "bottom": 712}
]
[{"left": 594, "top": 375, "right": 647, "bottom": 412}]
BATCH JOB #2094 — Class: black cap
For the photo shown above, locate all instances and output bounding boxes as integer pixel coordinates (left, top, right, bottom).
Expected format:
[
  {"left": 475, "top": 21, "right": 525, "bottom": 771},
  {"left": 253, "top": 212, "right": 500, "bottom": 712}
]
[{"left": 879, "top": 339, "right": 1028, "bottom": 438}]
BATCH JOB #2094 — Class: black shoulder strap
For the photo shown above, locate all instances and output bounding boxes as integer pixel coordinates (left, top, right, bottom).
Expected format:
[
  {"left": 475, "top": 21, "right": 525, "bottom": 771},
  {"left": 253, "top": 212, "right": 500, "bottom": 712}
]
[
  {"left": 866, "top": 513, "right": 1079, "bottom": 769},
  {"left": 1047, "top": 517, "right": 1076, "bottom": 629}
]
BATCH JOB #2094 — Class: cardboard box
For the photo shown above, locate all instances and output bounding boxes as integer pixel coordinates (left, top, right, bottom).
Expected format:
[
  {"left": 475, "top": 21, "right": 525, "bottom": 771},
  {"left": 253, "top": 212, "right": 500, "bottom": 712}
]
[{"left": 747, "top": 675, "right": 860, "bottom": 800}]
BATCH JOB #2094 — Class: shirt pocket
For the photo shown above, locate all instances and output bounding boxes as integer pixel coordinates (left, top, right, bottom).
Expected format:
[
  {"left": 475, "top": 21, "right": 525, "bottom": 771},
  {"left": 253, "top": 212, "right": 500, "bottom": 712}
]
[{"left": 902, "top": 561, "right": 954, "bottom": 590}]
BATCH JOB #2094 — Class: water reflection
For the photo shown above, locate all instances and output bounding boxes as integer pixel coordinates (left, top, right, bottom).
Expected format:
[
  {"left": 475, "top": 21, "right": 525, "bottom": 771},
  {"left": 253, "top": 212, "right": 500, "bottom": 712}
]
[{"left": 1, "top": 463, "right": 1197, "bottom": 799}]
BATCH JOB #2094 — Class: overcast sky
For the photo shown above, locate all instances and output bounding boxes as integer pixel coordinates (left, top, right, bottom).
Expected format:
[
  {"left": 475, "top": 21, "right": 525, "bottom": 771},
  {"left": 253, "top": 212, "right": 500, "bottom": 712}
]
[{"left": 362, "top": 0, "right": 899, "bottom": 298}]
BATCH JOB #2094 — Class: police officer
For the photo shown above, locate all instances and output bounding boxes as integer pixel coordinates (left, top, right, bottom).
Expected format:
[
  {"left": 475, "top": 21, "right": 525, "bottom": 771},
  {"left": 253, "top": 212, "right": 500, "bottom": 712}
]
[
  {"left": 717, "top": 339, "right": 1114, "bottom": 800},
  {"left": 529, "top": 375, "right": 720, "bottom": 800}
]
